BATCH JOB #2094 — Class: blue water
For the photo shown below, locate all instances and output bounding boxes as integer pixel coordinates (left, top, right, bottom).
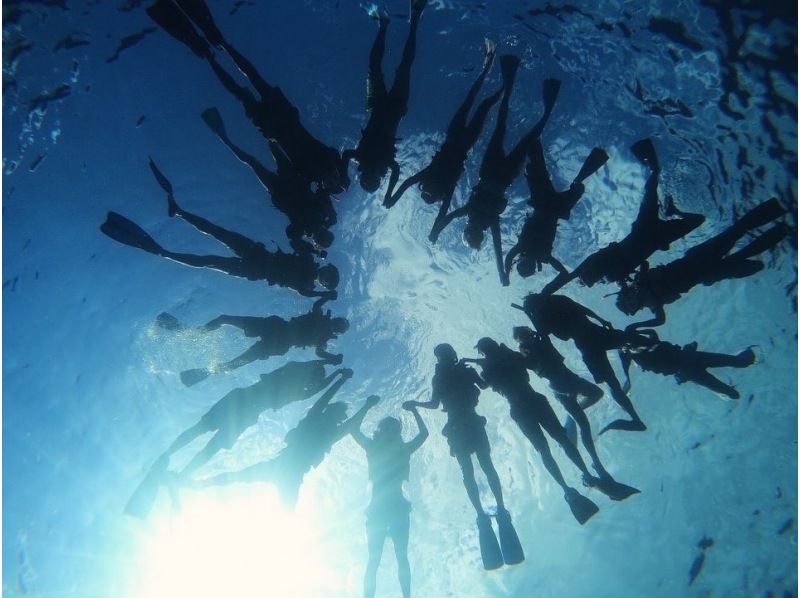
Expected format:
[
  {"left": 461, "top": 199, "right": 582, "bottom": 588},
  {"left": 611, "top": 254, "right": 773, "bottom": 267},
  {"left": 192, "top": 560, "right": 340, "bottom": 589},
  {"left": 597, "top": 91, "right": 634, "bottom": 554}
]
[{"left": 3, "top": 1, "right": 797, "bottom": 597}]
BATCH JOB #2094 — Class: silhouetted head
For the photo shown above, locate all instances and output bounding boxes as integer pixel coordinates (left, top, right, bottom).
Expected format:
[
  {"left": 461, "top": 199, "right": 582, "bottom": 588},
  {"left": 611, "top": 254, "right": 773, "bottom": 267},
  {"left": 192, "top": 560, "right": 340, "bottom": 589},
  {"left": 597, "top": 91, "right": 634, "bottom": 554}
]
[
  {"left": 375, "top": 416, "right": 402, "bottom": 442},
  {"left": 516, "top": 257, "right": 538, "bottom": 278},
  {"left": 317, "top": 263, "right": 340, "bottom": 290},
  {"left": 434, "top": 343, "right": 458, "bottom": 364},
  {"left": 463, "top": 222, "right": 485, "bottom": 250},
  {"left": 331, "top": 317, "right": 350, "bottom": 335},
  {"left": 615, "top": 282, "right": 642, "bottom": 315},
  {"left": 512, "top": 326, "right": 537, "bottom": 344},
  {"left": 358, "top": 168, "right": 382, "bottom": 193},
  {"left": 522, "top": 293, "right": 542, "bottom": 314},
  {"left": 313, "top": 228, "right": 334, "bottom": 249},
  {"left": 475, "top": 337, "right": 499, "bottom": 356}
]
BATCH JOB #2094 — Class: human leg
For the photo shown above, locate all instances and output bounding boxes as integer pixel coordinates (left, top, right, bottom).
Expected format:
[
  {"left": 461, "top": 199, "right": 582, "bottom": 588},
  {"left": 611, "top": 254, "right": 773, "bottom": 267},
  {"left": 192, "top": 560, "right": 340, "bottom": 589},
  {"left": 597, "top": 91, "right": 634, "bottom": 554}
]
[
  {"left": 390, "top": 512, "right": 412, "bottom": 598},
  {"left": 682, "top": 369, "right": 740, "bottom": 399},
  {"left": 366, "top": 13, "right": 389, "bottom": 111},
  {"left": 475, "top": 447, "right": 505, "bottom": 511},
  {"left": 172, "top": 204, "right": 261, "bottom": 256},
  {"left": 364, "top": 517, "right": 387, "bottom": 598},
  {"left": 455, "top": 452, "right": 486, "bottom": 516}
]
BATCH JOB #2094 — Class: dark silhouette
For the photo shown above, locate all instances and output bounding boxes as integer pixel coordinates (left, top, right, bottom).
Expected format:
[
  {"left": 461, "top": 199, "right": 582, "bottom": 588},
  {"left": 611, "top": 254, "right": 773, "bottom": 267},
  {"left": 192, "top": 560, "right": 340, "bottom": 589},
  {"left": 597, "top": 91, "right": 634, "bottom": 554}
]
[
  {"left": 351, "top": 400, "right": 428, "bottom": 598},
  {"left": 404, "top": 343, "right": 523, "bottom": 570},
  {"left": 512, "top": 326, "right": 618, "bottom": 480},
  {"left": 100, "top": 159, "right": 339, "bottom": 299},
  {"left": 429, "top": 56, "right": 561, "bottom": 285},
  {"left": 543, "top": 138, "right": 705, "bottom": 294},
  {"left": 521, "top": 293, "right": 649, "bottom": 434},
  {"left": 620, "top": 338, "right": 756, "bottom": 399},
  {"left": 618, "top": 198, "right": 788, "bottom": 329},
  {"left": 474, "top": 338, "right": 638, "bottom": 525},
  {"left": 147, "top": 0, "right": 349, "bottom": 192},
  {"left": 198, "top": 376, "right": 375, "bottom": 508},
  {"left": 341, "top": 1, "right": 427, "bottom": 194},
  {"left": 124, "top": 362, "right": 351, "bottom": 518},
  {"left": 157, "top": 299, "right": 349, "bottom": 387},
  {"left": 504, "top": 140, "right": 609, "bottom": 281},
  {"left": 383, "top": 40, "right": 502, "bottom": 236},
  {"left": 200, "top": 107, "right": 336, "bottom": 257}
]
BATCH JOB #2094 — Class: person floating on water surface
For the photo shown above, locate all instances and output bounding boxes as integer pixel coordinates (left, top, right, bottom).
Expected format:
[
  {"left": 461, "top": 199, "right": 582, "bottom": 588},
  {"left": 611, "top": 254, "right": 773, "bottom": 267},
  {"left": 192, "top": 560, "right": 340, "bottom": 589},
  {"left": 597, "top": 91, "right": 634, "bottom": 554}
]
[
  {"left": 350, "top": 399, "right": 428, "bottom": 598},
  {"left": 504, "top": 139, "right": 609, "bottom": 281},
  {"left": 619, "top": 336, "right": 757, "bottom": 400},
  {"left": 383, "top": 39, "right": 502, "bottom": 236},
  {"left": 520, "top": 292, "right": 651, "bottom": 434},
  {"left": 157, "top": 297, "right": 349, "bottom": 387},
  {"left": 616, "top": 197, "right": 789, "bottom": 330},
  {"left": 200, "top": 107, "right": 336, "bottom": 258},
  {"left": 542, "top": 138, "right": 705, "bottom": 295},
  {"left": 341, "top": 0, "right": 428, "bottom": 194},
  {"left": 147, "top": 0, "right": 350, "bottom": 192},
  {"left": 124, "top": 362, "right": 352, "bottom": 518},
  {"left": 100, "top": 159, "right": 340, "bottom": 299},
  {"left": 429, "top": 55, "right": 561, "bottom": 286},
  {"left": 404, "top": 343, "right": 524, "bottom": 570},
  {"left": 473, "top": 337, "right": 639, "bottom": 525},
  {"left": 198, "top": 373, "right": 375, "bottom": 508},
  {"left": 512, "top": 326, "right": 618, "bottom": 480}
]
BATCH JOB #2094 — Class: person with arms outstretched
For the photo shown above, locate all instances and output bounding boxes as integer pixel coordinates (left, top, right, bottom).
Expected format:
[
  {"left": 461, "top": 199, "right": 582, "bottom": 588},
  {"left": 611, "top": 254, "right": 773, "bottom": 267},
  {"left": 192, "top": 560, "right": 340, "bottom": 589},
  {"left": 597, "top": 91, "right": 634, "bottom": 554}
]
[
  {"left": 404, "top": 343, "right": 524, "bottom": 570},
  {"left": 351, "top": 399, "right": 428, "bottom": 598},
  {"left": 429, "top": 55, "right": 561, "bottom": 285},
  {"left": 341, "top": 1, "right": 427, "bottom": 194},
  {"left": 100, "top": 159, "right": 339, "bottom": 299},
  {"left": 505, "top": 140, "right": 608, "bottom": 281},
  {"left": 124, "top": 362, "right": 351, "bottom": 518}
]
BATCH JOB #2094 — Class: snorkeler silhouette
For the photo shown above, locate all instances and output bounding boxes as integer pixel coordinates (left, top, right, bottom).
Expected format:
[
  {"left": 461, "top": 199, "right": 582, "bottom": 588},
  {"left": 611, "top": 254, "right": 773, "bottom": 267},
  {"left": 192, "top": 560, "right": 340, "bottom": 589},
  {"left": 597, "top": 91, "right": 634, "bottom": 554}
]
[
  {"left": 404, "top": 343, "right": 524, "bottom": 570},
  {"left": 505, "top": 139, "right": 609, "bottom": 281},
  {"left": 473, "top": 338, "right": 639, "bottom": 525},
  {"left": 100, "top": 159, "right": 339, "bottom": 299},
  {"left": 429, "top": 55, "right": 561, "bottom": 285},
  {"left": 351, "top": 399, "right": 428, "bottom": 598},
  {"left": 383, "top": 40, "right": 502, "bottom": 232},
  {"left": 147, "top": 0, "right": 349, "bottom": 192},
  {"left": 520, "top": 293, "right": 650, "bottom": 434},
  {"left": 617, "top": 198, "right": 789, "bottom": 330},
  {"left": 124, "top": 362, "right": 352, "bottom": 518},
  {"left": 512, "top": 326, "right": 621, "bottom": 481},
  {"left": 198, "top": 373, "right": 375, "bottom": 508},
  {"left": 157, "top": 299, "right": 349, "bottom": 386},
  {"left": 619, "top": 336, "right": 756, "bottom": 400},
  {"left": 341, "top": 0, "right": 427, "bottom": 194},
  {"left": 543, "top": 138, "right": 705, "bottom": 294},
  {"left": 200, "top": 107, "right": 336, "bottom": 257}
]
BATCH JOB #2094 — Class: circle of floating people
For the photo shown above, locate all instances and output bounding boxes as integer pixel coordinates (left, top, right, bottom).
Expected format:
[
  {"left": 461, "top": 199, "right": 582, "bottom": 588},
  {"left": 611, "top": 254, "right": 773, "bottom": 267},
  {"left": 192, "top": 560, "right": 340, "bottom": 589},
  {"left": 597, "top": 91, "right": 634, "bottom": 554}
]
[{"left": 103, "top": 1, "right": 790, "bottom": 596}]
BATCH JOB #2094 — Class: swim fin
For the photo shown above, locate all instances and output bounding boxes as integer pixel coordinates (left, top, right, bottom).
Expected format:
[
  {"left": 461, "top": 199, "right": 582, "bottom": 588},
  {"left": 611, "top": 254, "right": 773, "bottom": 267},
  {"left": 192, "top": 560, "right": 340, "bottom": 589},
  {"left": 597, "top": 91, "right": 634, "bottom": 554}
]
[
  {"left": 101, "top": 212, "right": 163, "bottom": 255},
  {"left": 564, "top": 488, "right": 599, "bottom": 525},
  {"left": 181, "top": 367, "right": 211, "bottom": 387},
  {"left": 496, "top": 509, "right": 524, "bottom": 565},
  {"left": 586, "top": 474, "right": 641, "bottom": 502},
  {"left": 575, "top": 147, "right": 609, "bottom": 183},
  {"left": 149, "top": 157, "right": 174, "bottom": 195},
  {"left": 201, "top": 107, "right": 228, "bottom": 139},
  {"left": 599, "top": 418, "right": 647, "bottom": 435},
  {"left": 146, "top": 0, "right": 211, "bottom": 59},
  {"left": 729, "top": 223, "right": 789, "bottom": 260},
  {"left": 156, "top": 312, "right": 185, "bottom": 331},
  {"left": 124, "top": 457, "right": 168, "bottom": 519},
  {"left": 174, "top": 0, "right": 225, "bottom": 47},
  {"left": 499, "top": 54, "right": 520, "bottom": 88},
  {"left": 630, "top": 138, "right": 659, "bottom": 171},
  {"left": 476, "top": 514, "right": 503, "bottom": 570}
]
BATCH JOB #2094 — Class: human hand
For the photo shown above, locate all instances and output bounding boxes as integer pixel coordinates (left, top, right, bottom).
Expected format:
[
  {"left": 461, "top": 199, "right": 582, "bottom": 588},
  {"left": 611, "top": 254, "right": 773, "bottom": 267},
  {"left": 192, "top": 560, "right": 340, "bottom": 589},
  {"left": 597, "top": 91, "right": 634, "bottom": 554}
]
[
  {"left": 340, "top": 368, "right": 354, "bottom": 379},
  {"left": 402, "top": 401, "right": 417, "bottom": 411},
  {"left": 366, "top": 394, "right": 380, "bottom": 407},
  {"left": 331, "top": 354, "right": 344, "bottom": 366}
]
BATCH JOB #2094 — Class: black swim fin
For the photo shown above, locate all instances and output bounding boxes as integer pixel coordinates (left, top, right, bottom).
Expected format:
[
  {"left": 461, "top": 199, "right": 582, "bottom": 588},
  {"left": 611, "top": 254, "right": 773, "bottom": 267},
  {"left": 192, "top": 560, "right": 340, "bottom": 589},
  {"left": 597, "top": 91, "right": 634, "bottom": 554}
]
[
  {"left": 499, "top": 54, "right": 520, "bottom": 88},
  {"left": 630, "top": 138, "right": 659, "bottom": 171},
  {"left": 181, "top": 367, "right": 211, "bottom": 387},
  {"left": 575, "top": 147, "right": 609, "bottom": 183},
  {"left": 496, "top": 509, "right": 525, "bottom": 565},
  {"left": 146, "top": 0, "right": 211, "bottom": 59},
  {"left": 174, "top": 0, "right": 225, "bottom": 47},
  {"left": 476, "top": 514, "right": 503, "bottom": 570},
  {"left": 124, "top": 457, "right": 168, "bottom": 519},
  {"left": 599, "top": 418, "right": 647, "bottom": 435},
  {"left": 587, "top": 474, "right": 641, "bottom": 502},
  {"left": 564, "top": 488, "right": 599, "bottom": 525},
  {"left": 101, "top": 212, "right": 163, "bottom": 255},
  {"left": 156, "top": 312, "right": 185, "bottom": 331},
  {"left": 200, "top": 107, "right": 228, "bottom": 139},
  {"left": 729, "top": 223, "right": 789, "bottom": 260}
]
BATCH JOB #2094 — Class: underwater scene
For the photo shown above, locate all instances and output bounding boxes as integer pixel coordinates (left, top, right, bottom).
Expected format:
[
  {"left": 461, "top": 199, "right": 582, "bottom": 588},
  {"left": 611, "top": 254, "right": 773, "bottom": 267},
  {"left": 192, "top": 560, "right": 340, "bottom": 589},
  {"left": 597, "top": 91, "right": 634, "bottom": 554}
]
[{"left": 3, "top": 1, "right": 797, "bottom": 596}]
